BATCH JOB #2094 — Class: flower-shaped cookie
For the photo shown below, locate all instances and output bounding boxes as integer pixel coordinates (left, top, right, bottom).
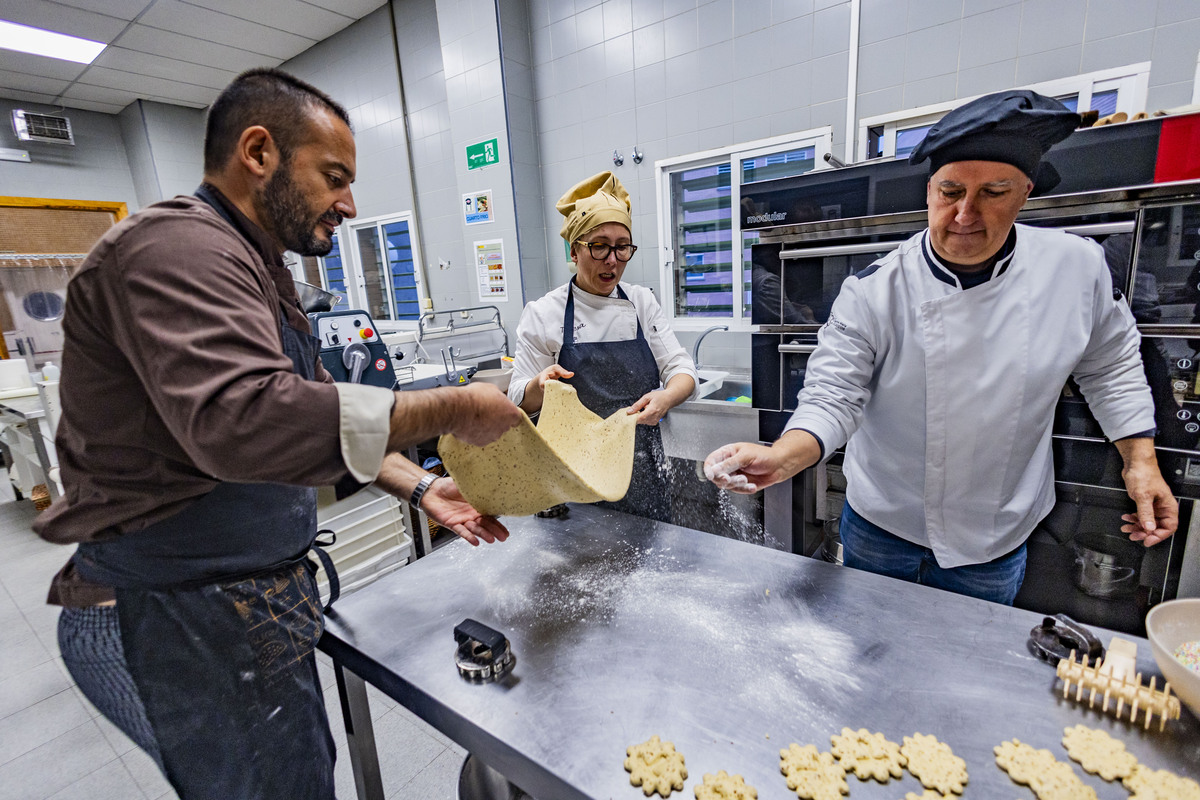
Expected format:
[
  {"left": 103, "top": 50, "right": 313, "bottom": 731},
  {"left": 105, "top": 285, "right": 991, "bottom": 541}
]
[
  {"left": 900, "top": 732, "right": 967, "bottom": 794},
  {"left": 994, "top": 739, "right": 1097, "bottom": 800},
  {"left": 1122, "top": 764, "right": 1200, "bottom": 800},
  {"left": 694, "top": 770, "right": 757, "bottom": 800},
  {"left": 829, "top": 727, "right": 906, "bottom": 782},
  {"left": 1061, "top": 725, "right": 1137, "bottom": 782},
  {"left": 778, "top": 743, "right": 847, "bottom": 800},
  {"left": 624, "top": 735, "right": 687, "bottom": 797}
]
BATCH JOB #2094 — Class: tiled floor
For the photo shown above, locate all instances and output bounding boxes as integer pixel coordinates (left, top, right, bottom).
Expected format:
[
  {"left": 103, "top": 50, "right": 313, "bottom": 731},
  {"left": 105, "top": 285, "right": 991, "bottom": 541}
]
[{"left": 0, "top": 488, "right": 465, "bottom": 800}]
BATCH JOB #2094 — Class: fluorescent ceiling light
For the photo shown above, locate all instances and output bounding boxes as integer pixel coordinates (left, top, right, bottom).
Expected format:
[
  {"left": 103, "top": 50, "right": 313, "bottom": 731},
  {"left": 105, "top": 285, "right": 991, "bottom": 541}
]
[{"left": 0, "top": 20, "right": 106, "bottom": 65}]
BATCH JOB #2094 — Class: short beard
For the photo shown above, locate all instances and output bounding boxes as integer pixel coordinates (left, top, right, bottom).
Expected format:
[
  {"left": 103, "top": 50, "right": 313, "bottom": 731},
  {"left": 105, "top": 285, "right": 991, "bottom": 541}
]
[{"left": 257, "top": 163, "right": 339, "bottom": 257}]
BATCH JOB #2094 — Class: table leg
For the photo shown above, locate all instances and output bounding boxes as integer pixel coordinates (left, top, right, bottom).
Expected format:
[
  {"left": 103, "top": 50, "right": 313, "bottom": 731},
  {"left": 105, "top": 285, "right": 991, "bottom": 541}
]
[
  {"left": 24, "top": 417, "right": 59, "bottom": 500},
  {"left": 334, "top": 662, "right": 385, "bottom": 800}
]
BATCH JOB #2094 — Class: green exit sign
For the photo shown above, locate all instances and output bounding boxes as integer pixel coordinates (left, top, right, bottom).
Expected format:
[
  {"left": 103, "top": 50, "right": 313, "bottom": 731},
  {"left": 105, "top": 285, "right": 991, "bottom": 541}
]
[{"left": 466, "top": 138, "right": 499, "bottom": 170}]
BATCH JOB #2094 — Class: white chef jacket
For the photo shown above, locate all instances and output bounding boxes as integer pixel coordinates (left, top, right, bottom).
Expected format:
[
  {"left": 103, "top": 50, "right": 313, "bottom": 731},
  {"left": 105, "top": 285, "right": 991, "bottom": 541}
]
[
  {"left": 785, "top": 224, "right": 1154, "bottom": 568},
  {"left": 508, "top": 280, "right": 699, "bottom": 409}
]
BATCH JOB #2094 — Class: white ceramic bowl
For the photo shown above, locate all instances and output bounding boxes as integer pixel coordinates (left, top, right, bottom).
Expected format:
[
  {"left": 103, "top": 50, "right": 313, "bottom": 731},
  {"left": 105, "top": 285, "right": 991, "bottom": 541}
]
[
  {"left": 471, "top": 368, "right": 512, "bottom": 393},
  {"left": 1145, "top": 597, "right": 1200, "bottom": 719}
]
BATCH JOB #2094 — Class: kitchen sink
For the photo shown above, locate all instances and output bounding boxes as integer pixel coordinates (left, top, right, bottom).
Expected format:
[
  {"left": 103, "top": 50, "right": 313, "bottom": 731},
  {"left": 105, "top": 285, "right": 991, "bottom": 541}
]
[
  {"left": 695, "top": 370, "right": 752, "bottom": 403},
  {"left": 661, "top": 374, "right": 758, "bottom": 462}
]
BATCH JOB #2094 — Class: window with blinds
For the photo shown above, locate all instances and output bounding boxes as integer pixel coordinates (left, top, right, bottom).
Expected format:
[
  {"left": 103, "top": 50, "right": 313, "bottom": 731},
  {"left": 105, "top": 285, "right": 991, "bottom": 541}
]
[
  {"left": 348, "top": 213, "right": 427, "bottom": 322},
  {"left": 861, "top": 63, "right": 1149, "bottom": 161},
  {"left": 658, "top": 128, "right": 833, "bottom": 329}
]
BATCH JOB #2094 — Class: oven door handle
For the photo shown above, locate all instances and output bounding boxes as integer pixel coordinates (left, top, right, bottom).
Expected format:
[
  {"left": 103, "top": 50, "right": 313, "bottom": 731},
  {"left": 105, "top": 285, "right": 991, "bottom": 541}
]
[
  {"left": 778, "top": 343, "right": 818, "bottom": 354},
  {"left": 1055, "top": 221, "right": 1137, "bottom": 237},
  {"left": 779, "top": 241, "right": 903, "bottom": 259}
]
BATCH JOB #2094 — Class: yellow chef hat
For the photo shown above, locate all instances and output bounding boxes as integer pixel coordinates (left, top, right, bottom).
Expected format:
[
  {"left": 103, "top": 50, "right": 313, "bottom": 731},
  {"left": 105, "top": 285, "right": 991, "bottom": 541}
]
[{"left": 556, "top": 171, "right": 632, "bottom": 244}]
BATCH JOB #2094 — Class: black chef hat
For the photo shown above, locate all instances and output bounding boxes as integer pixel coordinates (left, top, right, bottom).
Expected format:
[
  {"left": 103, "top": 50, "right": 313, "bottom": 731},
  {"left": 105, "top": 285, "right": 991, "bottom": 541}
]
[{"left": 909, "top": 90, "right": 1080, "bottom": 181}]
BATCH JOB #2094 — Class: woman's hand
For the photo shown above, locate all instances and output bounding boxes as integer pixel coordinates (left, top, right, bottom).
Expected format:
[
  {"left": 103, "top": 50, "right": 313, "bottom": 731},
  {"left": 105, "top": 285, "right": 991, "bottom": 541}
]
[
  {"left": 518, "top": 364, "right": 575, "bottom": 414},
  {"left": 628, "top": 390, "right": 674, "bottom": 425},
  {"left": 421, "top": 477, "right": 510, "bottom": 546},
  {"left": 626, "top": 373, "right": 696, "bottom": 425}
]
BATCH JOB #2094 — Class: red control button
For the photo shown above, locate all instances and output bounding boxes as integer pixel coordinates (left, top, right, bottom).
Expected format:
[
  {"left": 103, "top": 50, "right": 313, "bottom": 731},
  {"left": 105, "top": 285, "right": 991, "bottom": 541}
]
[{"left": 360, "top": 328, "right": 374, "bottom": 340}]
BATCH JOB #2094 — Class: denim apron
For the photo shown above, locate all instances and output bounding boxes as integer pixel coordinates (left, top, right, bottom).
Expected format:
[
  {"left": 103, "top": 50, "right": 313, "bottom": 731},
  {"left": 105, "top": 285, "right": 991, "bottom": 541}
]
[
  {"left": 557, "top": 278, "right": 672, "bottom": 522},
  {"left": 72, "top": 188, "right": 336, "bottom": 800}
]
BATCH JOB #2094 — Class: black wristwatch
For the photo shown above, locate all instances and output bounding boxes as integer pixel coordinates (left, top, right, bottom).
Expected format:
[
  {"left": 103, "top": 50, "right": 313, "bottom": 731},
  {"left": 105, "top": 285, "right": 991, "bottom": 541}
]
[{"left": 409, "top": 473, "right": 441, "bottom": 509}]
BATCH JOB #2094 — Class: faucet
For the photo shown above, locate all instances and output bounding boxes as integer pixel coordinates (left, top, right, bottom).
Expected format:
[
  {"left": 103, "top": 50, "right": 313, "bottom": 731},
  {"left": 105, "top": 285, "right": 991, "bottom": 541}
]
[{"left": 692, "top": 325, "right": 728, "bottom": 370}]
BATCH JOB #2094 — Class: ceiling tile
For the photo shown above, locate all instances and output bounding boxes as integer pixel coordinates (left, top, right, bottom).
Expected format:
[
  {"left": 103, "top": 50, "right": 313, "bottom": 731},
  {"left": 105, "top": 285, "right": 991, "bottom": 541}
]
[
  {"left": 60, "top": 82, "right": 141, "bottom": 106},
  {"left": 137, "top": 1, "right": 316, "bottom": 60},
  {"left": 0, "top": 0, "right": 130, "bottom": 42},
  {"left": 55, "top": 97, "right": 126, "bottom": 113},
  {"left": 93, "top": 46, "right": 238, "bottom": 90},
  {"left": 0, "top": 49, "right": 89, "bottom": 81},
  {"left": 0, "top": 87, "right": 61, "bottom": 106},
  {"left": 114, "top": 24, "right": 272, "bottom": 73},
  {"left": 305, "top": 0, "right": 387, "bottom": 18},
  {"left": 48, "top": 0, "right": 155, "bottom": 21},
  {"left": 144, "top": 94, "right": 206, "bottom": 108},
  {"left": 183, "top": 0, "right": 353, "bottom": 42},
  {"left": 0, "top": 68, "right": 69, "bottom": 94},
  {"left": 75, "top": 65, "right": 220, "bottom": 105}
]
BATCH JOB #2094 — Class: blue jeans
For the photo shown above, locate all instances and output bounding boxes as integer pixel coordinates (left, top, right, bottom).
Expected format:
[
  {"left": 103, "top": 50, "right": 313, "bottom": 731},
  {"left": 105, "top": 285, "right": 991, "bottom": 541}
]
[{"left": 838, "top": 502, "right": 1027, "bottom": 605}]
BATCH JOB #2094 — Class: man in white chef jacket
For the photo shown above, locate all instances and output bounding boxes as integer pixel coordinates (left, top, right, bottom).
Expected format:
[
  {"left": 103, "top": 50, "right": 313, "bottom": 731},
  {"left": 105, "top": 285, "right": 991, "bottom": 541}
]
[{"left": 705, "top": 90, "right": 1178, "bottom": 604}]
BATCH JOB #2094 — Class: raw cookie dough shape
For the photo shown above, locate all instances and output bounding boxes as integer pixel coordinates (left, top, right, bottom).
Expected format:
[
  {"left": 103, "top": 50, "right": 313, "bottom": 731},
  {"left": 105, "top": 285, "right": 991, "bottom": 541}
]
[
  {"left": 439, "top": 380, "right": 638, "bottom": 516},
  {"left": 829, "top": 727, "right": 906, "bottom": 783},
  {"left": 624, "top": 735, "right": 688, "bottom": 798},
  {"left": 900, "top": 732, "right": 968, "bottom": 795},
  {"left": 993, "top": 739, "right": 1098, "bottom": 800},
  {"left": 1061, "top": 725, "right": 1137, "bottom": 781},
  {"left": 1122, "top": 763, "right": 1200, "bottom": 800},
  {"left": 778, "top": 743, "right": 847, "bottom": 800},
  {"left": 694, "top": 770, "right": 757, "bottom": 800}
]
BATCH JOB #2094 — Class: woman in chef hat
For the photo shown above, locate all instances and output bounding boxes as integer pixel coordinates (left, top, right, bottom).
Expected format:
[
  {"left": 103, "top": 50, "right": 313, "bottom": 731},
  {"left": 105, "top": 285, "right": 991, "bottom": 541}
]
[{"left": 508, "top": 171, "right": 698, "bottom": 522}]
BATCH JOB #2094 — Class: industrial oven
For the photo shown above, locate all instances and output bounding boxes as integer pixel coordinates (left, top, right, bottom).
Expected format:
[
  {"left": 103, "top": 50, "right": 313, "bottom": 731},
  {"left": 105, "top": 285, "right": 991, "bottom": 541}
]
[{"left": 744, "top": 111, "right": 1200, "bottom": 634}]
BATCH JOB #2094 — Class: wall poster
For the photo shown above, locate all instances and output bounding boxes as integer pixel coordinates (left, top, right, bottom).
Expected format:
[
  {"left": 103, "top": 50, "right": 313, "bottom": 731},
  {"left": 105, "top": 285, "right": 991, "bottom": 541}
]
[
  {"left": 474, "top": 238, "right": 508, "bottom": 302},
  {"left": 463, "top": 190, "right": 494, "bottom": 225}
]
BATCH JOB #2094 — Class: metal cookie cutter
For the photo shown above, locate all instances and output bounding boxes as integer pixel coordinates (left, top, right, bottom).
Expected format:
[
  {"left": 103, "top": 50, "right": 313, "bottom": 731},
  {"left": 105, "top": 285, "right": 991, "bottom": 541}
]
[
  {"left": 1028, "top": 613, "right": 1105, "bottom": 665},
  {"left": 454, "top": 618, "right": 515, "bottom": 683}
]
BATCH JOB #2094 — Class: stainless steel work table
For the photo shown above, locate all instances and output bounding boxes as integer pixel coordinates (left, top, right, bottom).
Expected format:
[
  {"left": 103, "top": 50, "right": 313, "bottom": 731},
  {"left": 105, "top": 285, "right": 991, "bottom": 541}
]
[{"left": 319, "top": 505, "right": 1200, "bottom": 800}]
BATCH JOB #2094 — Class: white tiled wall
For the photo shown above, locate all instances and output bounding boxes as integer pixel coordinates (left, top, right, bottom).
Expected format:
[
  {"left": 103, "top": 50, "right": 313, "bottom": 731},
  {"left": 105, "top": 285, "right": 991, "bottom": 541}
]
[
  {"left": 140, "top": 102, "right": 205, "bottom": 200},
  {"left": 283, "top": 6, "right": 419, "bottom": 221},
  {"left": 118, "top": 100, "right": 205, "bottom": 208},
  {"left": 0, "top": 99, "right": 138, "bottom": 213}
]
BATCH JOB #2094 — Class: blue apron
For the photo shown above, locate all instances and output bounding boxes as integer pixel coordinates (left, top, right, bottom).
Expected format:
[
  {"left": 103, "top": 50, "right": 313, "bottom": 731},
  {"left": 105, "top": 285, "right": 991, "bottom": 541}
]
[
  {"left": 558, "top": 279, "right": 673, "bottom": 522},
  {"left": 72, "top": 188, "right": 336, "bottom": 800}
]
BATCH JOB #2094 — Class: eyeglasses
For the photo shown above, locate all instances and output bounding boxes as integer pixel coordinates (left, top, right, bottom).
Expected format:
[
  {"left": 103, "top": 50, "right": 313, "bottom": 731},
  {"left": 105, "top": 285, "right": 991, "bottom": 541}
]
[{"left": 576, "top": 241, "right": 638, "bottom": 261}]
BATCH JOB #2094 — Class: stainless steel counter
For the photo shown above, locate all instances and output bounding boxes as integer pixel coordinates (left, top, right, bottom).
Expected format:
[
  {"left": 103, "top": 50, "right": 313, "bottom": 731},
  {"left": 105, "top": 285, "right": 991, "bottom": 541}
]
[{"left": 321, "top": 505, "right": 1200, "bottom": 800}]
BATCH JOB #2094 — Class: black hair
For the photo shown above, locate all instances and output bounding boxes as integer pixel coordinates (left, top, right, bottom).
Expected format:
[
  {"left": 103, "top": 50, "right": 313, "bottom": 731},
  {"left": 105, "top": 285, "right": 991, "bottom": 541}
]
[{"left": 203, "top": 68, "right": 351, "bottom": 174}]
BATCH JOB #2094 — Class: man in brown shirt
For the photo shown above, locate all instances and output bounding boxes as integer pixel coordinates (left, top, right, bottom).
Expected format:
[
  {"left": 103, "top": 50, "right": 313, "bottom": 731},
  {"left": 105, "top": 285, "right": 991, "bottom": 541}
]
[{"left": 34, "top": 68, "right": 522, "bottom": 799}]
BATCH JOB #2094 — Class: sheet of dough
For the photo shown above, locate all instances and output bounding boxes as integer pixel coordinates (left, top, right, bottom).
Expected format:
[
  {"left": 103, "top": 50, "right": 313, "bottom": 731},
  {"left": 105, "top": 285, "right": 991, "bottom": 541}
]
[{"left": 438, "top": 380, "right": 638, "bottom": 516}]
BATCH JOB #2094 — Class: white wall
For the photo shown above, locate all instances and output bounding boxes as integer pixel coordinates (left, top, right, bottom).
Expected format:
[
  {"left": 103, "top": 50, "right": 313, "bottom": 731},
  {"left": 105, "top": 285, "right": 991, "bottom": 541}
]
[{"left": 118, "top": 100, "right": 206, "bottom": 208}]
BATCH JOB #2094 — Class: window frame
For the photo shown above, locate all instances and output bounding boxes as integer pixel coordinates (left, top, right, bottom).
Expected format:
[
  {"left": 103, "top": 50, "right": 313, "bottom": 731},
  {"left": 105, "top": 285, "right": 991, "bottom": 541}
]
[
  {"left": 655, "top": 126, "right": 834, "bottom": 332},
  {"left": 339, "top": 211, "right": 428, "bottom": 327},
  {"left": 858, "top": 62, "right": 1152, "bottom": 162}
]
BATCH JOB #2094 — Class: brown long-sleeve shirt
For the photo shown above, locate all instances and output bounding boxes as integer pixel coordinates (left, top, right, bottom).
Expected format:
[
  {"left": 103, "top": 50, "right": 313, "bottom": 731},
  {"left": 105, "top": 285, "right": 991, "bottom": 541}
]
[{"left": 34, "top": 189, "right": 394, "bottom": 602}]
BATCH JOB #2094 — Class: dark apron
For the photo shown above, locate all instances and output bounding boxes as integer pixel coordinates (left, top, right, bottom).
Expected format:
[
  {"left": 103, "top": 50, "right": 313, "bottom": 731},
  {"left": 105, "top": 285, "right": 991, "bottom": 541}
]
[
  {"left": 71, "top": 189, "right": 336, "bottom": 800},
  {"left": 557, "top": 279, "right": 673, "bottom": 522}
]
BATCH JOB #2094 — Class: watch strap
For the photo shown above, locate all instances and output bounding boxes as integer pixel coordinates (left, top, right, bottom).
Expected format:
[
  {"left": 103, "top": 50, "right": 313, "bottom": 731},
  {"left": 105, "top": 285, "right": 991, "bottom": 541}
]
[{"left": 409, "top": 473, "right": 440, "bottom": 509}]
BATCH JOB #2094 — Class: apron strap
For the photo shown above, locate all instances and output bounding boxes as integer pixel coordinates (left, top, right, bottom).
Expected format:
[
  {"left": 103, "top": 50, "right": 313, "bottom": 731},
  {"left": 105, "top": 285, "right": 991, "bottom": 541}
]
[{"left": 308, "top": 529, "right": 341, "bottom": 612}]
